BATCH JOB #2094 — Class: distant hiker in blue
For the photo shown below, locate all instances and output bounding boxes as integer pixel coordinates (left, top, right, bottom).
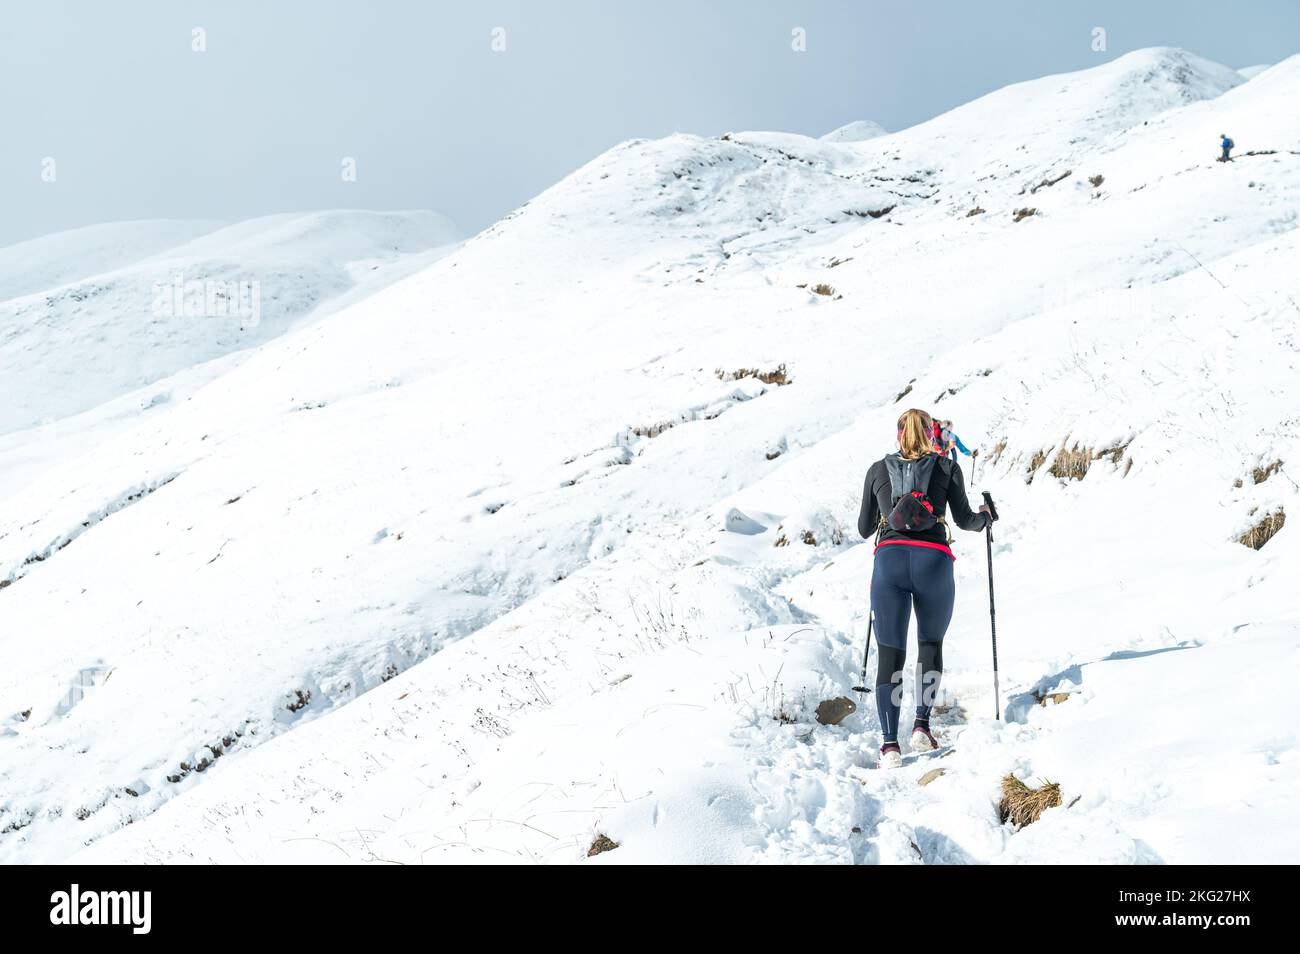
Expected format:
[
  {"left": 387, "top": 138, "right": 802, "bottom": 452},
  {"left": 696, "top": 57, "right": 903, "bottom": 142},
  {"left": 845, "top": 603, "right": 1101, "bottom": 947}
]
[
  {"left": 1220, "top": 134, "right": 1234, "bottom": 162},
  {"left": 937, "top": 420, "right": 973, "bottom": 463}
]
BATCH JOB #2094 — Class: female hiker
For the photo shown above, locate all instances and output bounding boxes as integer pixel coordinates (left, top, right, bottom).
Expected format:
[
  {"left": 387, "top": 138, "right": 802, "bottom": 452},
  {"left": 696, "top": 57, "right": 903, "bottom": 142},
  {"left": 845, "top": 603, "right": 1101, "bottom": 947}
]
[{"left": 857, "top": 408, "right": 994, "bottom": 768}]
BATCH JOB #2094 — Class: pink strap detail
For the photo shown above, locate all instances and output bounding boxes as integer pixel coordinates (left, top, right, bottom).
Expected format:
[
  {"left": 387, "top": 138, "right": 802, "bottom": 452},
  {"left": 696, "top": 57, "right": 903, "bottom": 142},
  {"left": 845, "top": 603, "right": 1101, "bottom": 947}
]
[{"left": 874, "top": 539, "right": 956, "bottom": 561}]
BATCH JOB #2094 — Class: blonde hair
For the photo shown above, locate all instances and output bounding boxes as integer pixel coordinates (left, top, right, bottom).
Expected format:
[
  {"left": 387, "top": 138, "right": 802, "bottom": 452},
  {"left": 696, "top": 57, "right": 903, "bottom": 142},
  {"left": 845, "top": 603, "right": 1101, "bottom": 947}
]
[{"left": 897, "top": 408, "right": 935, "bottom": 460}]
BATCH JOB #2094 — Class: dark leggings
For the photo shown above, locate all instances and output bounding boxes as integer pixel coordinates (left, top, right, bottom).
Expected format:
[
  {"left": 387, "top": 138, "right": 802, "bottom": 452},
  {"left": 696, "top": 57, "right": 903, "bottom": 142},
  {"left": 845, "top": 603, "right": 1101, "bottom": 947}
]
[{"left": 871, "top": 544, "right": 955, "bottom": 743}]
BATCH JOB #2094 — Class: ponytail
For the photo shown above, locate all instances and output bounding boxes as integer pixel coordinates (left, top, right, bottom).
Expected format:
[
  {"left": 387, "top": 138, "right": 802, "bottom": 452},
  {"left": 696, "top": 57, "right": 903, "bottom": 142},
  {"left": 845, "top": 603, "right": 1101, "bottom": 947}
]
[{"left": 897, "top": 408, "right": 935, "bottom": 460}]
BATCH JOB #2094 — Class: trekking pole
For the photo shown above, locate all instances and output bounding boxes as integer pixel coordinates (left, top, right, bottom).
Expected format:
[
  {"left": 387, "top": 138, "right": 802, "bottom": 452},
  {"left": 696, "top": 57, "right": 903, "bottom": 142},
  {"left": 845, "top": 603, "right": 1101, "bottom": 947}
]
[
  {"left": 982, "top": 491, "right": 1001, "bottom": 719},
  {"left": 851, "top": 611, "right": 874, "bottom": 695},
  {"left": 853, "top": 527, "right": 884, "bottom": 696}
]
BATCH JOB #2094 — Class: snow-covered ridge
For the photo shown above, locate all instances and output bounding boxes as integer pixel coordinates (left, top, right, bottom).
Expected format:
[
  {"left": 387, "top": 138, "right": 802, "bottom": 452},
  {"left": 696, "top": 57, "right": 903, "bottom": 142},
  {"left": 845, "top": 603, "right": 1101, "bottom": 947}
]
[
  {"left": 3, "top": 47, "right": 1299, "bottom": 864},
  {"left": 453, "top": 47, "right": 1249, "bottom": 289},
  {"left": 820, "top": 120, "right": 889, "bottom": 143},
  {"left": 0, "top": 219, "right": 224, "bottom": 303},
  {"left": 0, "top": 210, "right": 460, "bottom": 436}
]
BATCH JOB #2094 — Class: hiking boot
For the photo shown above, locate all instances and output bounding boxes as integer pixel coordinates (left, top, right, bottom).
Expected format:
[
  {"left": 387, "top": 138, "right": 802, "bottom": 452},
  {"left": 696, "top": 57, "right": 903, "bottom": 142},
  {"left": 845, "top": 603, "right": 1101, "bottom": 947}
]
[
  {"left": 879, "top": 742, "right": 903, "bottom": 769},
  {"left": 911, "top": 722, "right": 939, "bottom": 752}
]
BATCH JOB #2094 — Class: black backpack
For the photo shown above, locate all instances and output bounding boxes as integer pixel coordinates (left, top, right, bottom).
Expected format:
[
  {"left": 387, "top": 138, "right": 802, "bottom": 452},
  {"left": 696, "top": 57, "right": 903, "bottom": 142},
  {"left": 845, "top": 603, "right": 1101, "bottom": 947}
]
[{"left": 884, "top": 454, "right": 939, "bottom": 532}]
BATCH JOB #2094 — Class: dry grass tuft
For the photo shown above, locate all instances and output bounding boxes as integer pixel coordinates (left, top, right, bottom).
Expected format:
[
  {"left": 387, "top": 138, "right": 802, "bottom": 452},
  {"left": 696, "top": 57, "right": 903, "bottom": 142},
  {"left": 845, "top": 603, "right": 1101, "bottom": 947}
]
[
  {"left": 1252, "top": 460, "right": 1282, "bottom": 484},
  {"left": 588, "top": 834, "right": 619, "bottom": 857},
  {"left": 1089, "top": 174, "right": 1104, "bottom": 187},
  {"left": 1035, "top": 691, "right": 1073, "bottom": 706},
  {"left": 1049, "top": 444, "right": 1092, "bottom": 481},
  {"left": 999, "top": 775, "right": 1062, "bottom": 827},
  {"left": 1096, "top": 441, "right": 1130, "bottom": 465},
  {"left": 1025, "top": 448, "right": 1049, "bottom": 483},
  {"left": 716, "top": 364, "right": 791, "bottom": 386},
  {"left": 1239, "top": 509, "right": 1285, "bottom": 550},
  {"left": 811, "top": 283, "right": 836, "bottom": 297},
  {"left": 801, "top": 530, "right": 817, "bottom": 546},
  {"left": 1045, "top": 441, "right": 1130, "bottom": 481},
  {"left": 989, "top": 439, "right": 1008, "bottom": 465},
  {"left": 1012, "top": 207, "right": 1037, "bottom": 222}
]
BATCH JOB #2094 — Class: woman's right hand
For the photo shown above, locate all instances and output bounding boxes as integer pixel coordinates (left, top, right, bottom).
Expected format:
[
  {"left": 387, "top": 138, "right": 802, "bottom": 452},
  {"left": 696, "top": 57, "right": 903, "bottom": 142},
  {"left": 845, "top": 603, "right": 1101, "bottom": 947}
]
[{"left": 979, "top": 504, "right": 995, "bottom": 518}]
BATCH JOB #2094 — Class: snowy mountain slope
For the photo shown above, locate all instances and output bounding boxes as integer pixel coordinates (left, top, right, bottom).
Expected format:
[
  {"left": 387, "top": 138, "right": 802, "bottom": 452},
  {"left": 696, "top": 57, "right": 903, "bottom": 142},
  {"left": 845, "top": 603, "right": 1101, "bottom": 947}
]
[
  {"left": 3, "top": 48, "right": 1298, "bottom": 863},
  {"left": 886, "top": 47, "right": 1244, "bottom": 171},
  {"left": 446, "top": 49, "right": 1244, "bottom": 290},
  {"left": 0, "top": 210, "right": 460, "bottom": 435},
  {"left": 812, "top": 46, "right": 1245, "bottom": 215},
  {"left": 0, "top": 348, "right": 254, "bottom": 504},
  {"left": 0, "top": 219, "right": 224, "bottom": 303},
  {"left": 141, "top": 209, "right": 458, "bottom": 268},
  {"left": 820, "top": 120, "right": 889, "bottom": 143},
  {"left": 73, "top": 226, "right": 1300, "bottom": 864}
]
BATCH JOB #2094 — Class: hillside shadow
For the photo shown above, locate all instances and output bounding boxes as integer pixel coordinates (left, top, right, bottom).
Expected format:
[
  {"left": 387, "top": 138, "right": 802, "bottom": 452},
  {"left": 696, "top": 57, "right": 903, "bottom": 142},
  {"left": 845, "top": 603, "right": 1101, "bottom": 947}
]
[{"left": 1006, "top": 645, "right": 1199, "bottom": 723}]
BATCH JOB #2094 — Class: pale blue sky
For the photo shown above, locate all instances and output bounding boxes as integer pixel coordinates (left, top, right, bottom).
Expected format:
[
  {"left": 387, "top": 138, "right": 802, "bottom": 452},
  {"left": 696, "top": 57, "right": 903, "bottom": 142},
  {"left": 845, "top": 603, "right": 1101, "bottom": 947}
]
[{"left": 2, "top": 0, "right": 1297, "bottom": 245}]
